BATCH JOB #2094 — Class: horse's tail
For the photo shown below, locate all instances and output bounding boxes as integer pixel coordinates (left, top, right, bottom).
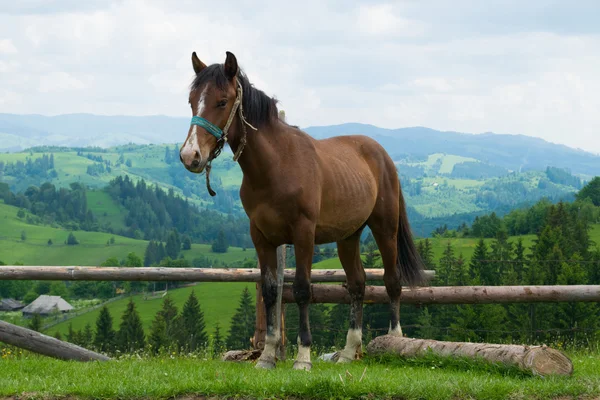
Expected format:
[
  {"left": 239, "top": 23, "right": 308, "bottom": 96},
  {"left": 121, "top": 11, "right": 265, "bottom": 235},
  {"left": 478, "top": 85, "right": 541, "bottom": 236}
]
[{"left": 397, "top": 188, "right": 426, "bottom": 287}]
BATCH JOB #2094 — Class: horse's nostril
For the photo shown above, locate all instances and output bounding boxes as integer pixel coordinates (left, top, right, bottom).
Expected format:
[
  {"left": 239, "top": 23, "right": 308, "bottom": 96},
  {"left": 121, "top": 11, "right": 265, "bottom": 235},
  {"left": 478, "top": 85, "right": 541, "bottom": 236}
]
[
  {"left": 194, "top": 150, "right": 200, "bottom": 159},
  {"left": 191, "top": 159, "right": 200, "bottom": 168}
]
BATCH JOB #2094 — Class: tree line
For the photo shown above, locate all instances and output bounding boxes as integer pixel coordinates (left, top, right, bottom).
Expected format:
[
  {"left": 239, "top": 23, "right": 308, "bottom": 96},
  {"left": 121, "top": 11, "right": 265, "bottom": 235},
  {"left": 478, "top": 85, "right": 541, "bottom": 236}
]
[
  {"left": 106, "top": 175, "right": 252, "bottom": 247},
  {"left": 44, "top": 287, "right": 256, "bottom": 357}
]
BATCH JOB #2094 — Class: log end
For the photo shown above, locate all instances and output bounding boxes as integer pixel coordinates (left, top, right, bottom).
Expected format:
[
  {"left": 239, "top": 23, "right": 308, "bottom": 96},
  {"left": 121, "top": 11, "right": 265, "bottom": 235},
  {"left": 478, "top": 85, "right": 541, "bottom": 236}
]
[{"left": 523, "top": 346, "right": 573, "bottom": 377}]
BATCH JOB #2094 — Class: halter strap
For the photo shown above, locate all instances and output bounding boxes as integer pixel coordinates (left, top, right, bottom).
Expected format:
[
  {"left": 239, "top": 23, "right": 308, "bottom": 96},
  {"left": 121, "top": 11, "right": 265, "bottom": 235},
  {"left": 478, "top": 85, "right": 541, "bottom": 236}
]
[
  {"left": 191, "top": 79, "right": 257, "bottom": 196},
  {"left": 190, "top": 116, "right": 223, "bottom": 139}
]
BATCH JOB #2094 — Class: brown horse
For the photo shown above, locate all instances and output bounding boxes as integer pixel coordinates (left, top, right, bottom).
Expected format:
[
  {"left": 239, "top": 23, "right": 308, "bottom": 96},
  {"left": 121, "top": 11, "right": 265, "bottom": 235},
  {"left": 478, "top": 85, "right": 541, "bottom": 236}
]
[{"left": 180, "top": 51, "right": 425, "bottom": 370}]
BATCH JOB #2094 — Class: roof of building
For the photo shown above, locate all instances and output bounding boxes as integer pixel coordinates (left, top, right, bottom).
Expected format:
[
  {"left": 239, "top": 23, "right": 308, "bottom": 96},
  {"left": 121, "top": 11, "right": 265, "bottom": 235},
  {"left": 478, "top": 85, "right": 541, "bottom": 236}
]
[
  {"left": 0, "top": 298, "right": 25, "bottom": 311},
  {"left": 21, "top": 295, "right": 74, "bottom": 314}
]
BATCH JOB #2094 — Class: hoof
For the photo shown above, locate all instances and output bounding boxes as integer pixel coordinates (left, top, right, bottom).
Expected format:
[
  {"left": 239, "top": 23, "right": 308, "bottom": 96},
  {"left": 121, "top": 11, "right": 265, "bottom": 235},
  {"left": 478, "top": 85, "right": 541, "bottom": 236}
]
[
  {"left": 255, "top": 359, "right": 276, "bottom": 369},
  {"left": 293, "top": 361, "right": 312, "bottom": 371},
  {"left": 336, "top": 355, "right": 354, "bottom": 364}
]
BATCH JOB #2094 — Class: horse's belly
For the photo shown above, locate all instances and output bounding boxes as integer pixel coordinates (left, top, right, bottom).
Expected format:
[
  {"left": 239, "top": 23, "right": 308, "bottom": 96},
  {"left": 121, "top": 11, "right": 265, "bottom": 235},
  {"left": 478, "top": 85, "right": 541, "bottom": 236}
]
[{"left": 314, "top": 194, "right": 375, "bottom": 244}]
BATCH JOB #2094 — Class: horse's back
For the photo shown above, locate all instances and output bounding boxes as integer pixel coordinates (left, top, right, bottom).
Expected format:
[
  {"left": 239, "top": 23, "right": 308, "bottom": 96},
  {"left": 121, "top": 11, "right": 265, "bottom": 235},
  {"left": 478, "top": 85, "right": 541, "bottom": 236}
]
[{"left": 312, "top": 134, "right": 398, "bottom": 243}]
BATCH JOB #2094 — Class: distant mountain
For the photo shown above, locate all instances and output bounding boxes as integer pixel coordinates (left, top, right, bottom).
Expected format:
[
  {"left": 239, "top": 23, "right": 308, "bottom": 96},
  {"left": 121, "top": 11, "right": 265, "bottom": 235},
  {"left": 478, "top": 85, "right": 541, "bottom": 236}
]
[
  {"left": 304, "top": 124, "right": 600, "bottom": 177},
  {"left": 1, "top": 114, "right": 599, "bottom": 176}
]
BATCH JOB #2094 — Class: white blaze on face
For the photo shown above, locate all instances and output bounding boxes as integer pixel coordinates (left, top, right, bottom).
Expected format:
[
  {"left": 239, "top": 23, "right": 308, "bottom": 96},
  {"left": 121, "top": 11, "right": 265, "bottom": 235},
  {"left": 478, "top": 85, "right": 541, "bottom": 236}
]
[{"left": 182, "top": 87, "right": 209, "bottom": 162}]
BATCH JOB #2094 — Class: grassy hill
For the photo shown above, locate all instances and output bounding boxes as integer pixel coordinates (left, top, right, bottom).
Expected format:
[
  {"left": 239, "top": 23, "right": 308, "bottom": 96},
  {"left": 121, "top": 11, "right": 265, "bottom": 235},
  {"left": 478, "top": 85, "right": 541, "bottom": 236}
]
[
  {"left": 45, "top": 282, "right": 255, "bottom": 337},
  {"left": 0, "top": 201, "right": 254, "bottom": 266},
  {"left": 0, "top": 145, "right": 582, "bottom": 230}
]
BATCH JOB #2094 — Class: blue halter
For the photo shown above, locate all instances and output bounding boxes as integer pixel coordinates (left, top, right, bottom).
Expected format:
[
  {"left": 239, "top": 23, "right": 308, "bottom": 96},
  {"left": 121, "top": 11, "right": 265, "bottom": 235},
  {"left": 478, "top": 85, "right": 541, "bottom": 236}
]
[{"left": 190, "top": 116, "right": 224, "bottom": 140}]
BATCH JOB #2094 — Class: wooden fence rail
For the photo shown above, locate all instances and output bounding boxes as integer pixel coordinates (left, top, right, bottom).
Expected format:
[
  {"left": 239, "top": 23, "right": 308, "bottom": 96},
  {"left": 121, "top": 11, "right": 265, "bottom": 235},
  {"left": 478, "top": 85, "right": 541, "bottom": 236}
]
[
  {"left": 281, "top": 284, "right": 600, "bottom": 304},
  {"left": 0, "top": 266, "right": 435, "bottom": 282}
]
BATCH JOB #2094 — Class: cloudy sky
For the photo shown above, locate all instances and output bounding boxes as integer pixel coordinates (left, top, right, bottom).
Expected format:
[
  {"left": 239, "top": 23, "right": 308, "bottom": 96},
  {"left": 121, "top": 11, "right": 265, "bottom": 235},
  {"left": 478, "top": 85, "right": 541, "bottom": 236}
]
[{"left": 1, "top": 0, "right": 599, "bottom": 153}]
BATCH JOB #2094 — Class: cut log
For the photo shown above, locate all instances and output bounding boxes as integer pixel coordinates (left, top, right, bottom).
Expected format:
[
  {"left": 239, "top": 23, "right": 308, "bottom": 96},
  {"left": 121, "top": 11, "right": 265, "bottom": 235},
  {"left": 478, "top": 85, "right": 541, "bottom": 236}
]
[
  {"left": 282, "top": 284, "right": 600, "bottom": 304},
  {"left": 366, "top": 335, "right": 573, "bottom": 377},
  {"left": 0, "top": 320, "right": 110, "bottom": 362}
]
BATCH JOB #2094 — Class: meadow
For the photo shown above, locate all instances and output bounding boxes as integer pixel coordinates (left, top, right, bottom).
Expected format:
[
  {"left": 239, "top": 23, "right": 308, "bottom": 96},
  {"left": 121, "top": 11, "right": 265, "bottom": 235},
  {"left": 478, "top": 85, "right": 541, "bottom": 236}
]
[
  {"left": 0, "top": 201, "right": 253, "bottom": 266},
  {"left": 0, "top": 351, "right": 598, "bottom": 399},
  {"left": 45, "top": 282, "right": 255, "bottom": 337}
]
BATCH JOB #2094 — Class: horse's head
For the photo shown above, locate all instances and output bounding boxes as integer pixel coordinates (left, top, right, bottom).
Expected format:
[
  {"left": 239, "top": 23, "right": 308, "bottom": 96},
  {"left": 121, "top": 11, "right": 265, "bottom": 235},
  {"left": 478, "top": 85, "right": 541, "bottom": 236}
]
[{"left": 180, "top": 51, "right": 240, "bottom": 173}]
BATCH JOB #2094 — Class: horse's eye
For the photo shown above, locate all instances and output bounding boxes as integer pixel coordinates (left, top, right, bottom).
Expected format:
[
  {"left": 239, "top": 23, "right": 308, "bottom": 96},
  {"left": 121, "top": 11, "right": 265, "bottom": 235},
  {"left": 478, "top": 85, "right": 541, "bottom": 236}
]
[{"left": 217, "top": 100, "right": 227, "bottom": 108}]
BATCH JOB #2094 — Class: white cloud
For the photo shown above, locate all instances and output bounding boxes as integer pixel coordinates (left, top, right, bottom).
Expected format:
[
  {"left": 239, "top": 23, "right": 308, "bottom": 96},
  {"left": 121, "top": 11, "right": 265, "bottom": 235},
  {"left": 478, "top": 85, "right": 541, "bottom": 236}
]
[
  {"left": 0, "top": 38, "right": 17, "bottom": 53},
  {"left": 0, "top": 0, "right": 599, "bottom": 153}
]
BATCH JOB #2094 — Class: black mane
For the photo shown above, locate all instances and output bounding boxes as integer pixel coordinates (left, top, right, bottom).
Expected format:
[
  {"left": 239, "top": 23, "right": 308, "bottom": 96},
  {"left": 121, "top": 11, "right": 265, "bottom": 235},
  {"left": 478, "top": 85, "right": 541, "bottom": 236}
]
[{"left": 190, "top": 64, "right": 278, "bottom": 128}]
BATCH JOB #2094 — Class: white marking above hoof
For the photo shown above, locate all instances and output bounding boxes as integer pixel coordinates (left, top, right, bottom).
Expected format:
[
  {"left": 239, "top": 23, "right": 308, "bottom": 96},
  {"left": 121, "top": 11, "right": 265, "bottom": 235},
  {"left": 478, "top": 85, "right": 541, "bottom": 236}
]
[
  {"left": 389, "top": 323, "right": 403, "bottom": 337},
  {"left": 336, "top": 355, "right": 354, "bottom": 364},
  {"left": 255, "top": 359, "right": 276, "bottom": 370},
  {"left": 293, "top": 361, "right": 312, "bottom": 371}
]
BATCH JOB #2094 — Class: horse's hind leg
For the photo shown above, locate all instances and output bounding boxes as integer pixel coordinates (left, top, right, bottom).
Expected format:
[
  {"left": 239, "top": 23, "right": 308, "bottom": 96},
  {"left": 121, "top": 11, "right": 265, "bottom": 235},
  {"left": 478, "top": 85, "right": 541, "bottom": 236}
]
[
  {"left": 336, "top": 232, "right": 366, "bottom": 363},
  {"left": 252, "top": 223, "right": 280, "bottom": 369},
  {"left": 369, "top": 222, "right": 403, "bottom": 336},
  {"left": 292, "top": 219, "right": 316, "bottom": 371}
]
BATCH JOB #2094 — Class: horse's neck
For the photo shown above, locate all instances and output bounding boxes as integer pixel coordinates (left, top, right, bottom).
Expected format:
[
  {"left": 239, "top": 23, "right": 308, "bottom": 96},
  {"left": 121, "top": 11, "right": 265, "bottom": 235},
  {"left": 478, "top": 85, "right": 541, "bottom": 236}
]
[{"left": 228, "top": 120, "right": 283, "bottom": 185}]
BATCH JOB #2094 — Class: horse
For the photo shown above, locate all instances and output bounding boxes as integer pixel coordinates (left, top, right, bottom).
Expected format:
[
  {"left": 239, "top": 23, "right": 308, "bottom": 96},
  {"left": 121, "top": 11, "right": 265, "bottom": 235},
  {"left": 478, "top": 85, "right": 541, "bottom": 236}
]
[{"left": 180, "top": 51, "right": 425, "bottom": 370}]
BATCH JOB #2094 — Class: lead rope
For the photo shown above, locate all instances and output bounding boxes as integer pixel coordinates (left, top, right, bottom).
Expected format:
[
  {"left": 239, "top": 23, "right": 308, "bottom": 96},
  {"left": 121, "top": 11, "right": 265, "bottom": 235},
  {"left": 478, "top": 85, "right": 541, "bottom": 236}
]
[{"left": 205, "top": 79, "right": 257, "bottom": 196}]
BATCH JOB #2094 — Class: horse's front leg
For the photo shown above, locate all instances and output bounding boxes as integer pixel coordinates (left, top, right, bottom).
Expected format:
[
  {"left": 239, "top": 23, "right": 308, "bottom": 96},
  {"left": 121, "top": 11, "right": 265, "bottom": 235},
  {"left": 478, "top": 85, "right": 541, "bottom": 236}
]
[
  {"left": 252, "top": 224, "right": 280, "bottom": 370},
  {"left": 292, "top": 220, "right": 315, "bottom": 371}
]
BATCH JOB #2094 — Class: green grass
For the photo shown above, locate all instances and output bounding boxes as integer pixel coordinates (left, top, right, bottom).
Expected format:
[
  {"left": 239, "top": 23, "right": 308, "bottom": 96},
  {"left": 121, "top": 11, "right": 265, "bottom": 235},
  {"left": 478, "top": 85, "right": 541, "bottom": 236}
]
[
  {"left": 313, "top": 234, "right": 539, "bottom": 271},
  {"left": 0, "top": 351, "right": 598, "bottom": 399},
  {"left": 86, "top": 191, "right": 128, "bottom": 231},
  {"left": 0, "top": 202, "right": 254, "bottom": 266},
  {"left": 45, "top": 282, "right": 255, "bottom": 337},
  {"left": 438, "top": 154, "right": 478, "bottom": 174}
]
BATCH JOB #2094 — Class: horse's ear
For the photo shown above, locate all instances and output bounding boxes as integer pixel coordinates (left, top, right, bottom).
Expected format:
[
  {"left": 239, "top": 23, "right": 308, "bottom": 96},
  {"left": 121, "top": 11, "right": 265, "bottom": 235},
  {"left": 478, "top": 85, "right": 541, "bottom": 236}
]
[
  {"left": 224, "top": 51, "right": 238, "bottom": 81},
  {"left": 192, "top": 52, "right": 207, "bottom": 74}
]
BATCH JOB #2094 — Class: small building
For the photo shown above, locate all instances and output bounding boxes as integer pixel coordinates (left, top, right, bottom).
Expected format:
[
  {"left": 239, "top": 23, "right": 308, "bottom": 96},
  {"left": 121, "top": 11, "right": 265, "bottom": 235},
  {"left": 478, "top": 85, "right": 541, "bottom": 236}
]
[
  {"left": 21, "top": 295, "right": 74, "bottom": 317},
  {"left": 0, "top": 298, "right": 25, "bottom": 311}
]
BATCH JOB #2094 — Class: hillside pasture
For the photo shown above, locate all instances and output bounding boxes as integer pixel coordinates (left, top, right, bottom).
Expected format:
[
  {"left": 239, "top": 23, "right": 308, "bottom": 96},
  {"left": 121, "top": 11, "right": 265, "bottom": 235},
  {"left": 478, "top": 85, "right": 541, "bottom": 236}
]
[
  {"left": 45, "top": 282, "right": 255, "bottom": 337},
  {"left": 0, "top": 202, "right": 254, "bottom": 266}
]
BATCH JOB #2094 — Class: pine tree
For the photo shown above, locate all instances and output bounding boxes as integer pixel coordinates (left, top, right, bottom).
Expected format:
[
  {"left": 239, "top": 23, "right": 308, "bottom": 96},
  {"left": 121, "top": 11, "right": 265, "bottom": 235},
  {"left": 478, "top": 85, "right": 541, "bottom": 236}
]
[
  {"left": 80, "top": 323, "right": 94, "bottom": 348},
  {"left": 469, "top": 239, "right": 488, "bottom": 284},
  {"left": 488, "top": 228, "right": 513, "bottom": 285},
  {"left": 556, "top": 254, "right": 599, "bottom": 347},
  {"left": 165, "top": 230, "right": 181, "bottom": 259},
  {"left": 178, "top": 290, "right": 207, "bottom": 351},
  {"left": 213, "top": 323, "right": 225, "bottom": 357},
  {"left": 29, "top": 313, "right": 43, "bottom": 332},
  {"left": 417, "top": 238, "right": 436, "bottom": 269},
  {"left": 182, "top": 235, "right": 192, "bottom": 251},
  {"left": 66, "top": 322, "right": 82, "bottom": 345},
  {"left": 212, "top": 229, "right": 229, "bottom": 253},
  {"left": 94, "top": 306, "right": 116, "bottom": 353},
  {"left": 149, "top": 313, "right": 168, "bottom": 354},
  {"left": 158, "top": 296, "right": 180, "bottom": 345},
  {"left": 437, "top": 242, "right": 456, "bottom": 285},
  {"left": 451, "top": 253, "right": 470, "bottom": 285},
  {"left": 226, "top": 287, "right": 255, "bottom": 350},
  {"left": 144, "top": 241, "right": 158, "bottom": 267},
  {"left": 117, "top": 298, "right": 146, "bottom": 352},
  {"left": 362, "top": 241, "right": 380, "bottom": 268}
]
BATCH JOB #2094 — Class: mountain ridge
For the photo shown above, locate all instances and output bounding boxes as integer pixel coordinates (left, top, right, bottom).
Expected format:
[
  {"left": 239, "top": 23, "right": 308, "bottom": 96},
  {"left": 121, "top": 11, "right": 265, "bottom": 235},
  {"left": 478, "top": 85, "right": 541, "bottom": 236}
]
[{"left": 1, "top": 113, "right": 599, "bottom": 176}]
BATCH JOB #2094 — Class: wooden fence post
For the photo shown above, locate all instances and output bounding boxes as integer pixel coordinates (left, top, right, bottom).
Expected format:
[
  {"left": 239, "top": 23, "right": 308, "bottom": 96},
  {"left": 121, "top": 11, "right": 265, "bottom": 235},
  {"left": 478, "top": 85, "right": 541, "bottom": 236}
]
[
  {"left": 276, "top": 245, "right": 286, "bottom": 360},
  {"left": 253, "top": 273, "right": 266, "bottom": 350}
]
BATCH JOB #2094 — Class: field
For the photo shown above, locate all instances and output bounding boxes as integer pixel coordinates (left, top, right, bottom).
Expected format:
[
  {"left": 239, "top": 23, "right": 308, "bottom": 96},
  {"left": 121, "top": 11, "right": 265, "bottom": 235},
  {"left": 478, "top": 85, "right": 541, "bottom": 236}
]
[
  {"left": 312, "top": 233, "right": 539, "bottom": 271},
  {"left": 1, "top": 351, "right": 598, "bottom": 399},
  {"left": 45, "top": 282, "right": 255, "bottom": 337},
  {"left": 0, "top": 202, "right": 253, "bottom": 266}
]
